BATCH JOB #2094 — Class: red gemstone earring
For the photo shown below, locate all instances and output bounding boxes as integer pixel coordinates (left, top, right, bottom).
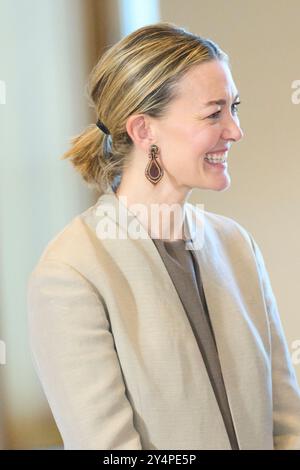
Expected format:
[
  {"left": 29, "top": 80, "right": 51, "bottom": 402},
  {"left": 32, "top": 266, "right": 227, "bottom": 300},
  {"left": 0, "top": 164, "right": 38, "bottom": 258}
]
[{"left": 145, "top": 144, "right": 164, "bottom": 184}]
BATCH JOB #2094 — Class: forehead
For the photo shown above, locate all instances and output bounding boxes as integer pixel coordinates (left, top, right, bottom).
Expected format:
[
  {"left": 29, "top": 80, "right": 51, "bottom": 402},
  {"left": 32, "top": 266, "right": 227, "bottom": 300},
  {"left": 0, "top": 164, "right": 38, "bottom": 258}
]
[{"left": 174, "top": 60, "right": 238, "bottom": 104}]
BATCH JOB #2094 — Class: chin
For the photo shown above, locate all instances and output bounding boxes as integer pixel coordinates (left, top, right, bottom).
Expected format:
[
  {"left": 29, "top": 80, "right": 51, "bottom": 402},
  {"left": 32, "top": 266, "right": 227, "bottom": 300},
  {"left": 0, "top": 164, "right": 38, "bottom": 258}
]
[
  {"left": 208, "top": 176, "right": 231, "bottom": 192},
  {"left": 215, "top": 182, "right": 231, "bottom": 193},
  {"left": 193, "top": 176, "right": 231, "bottom": 192}
]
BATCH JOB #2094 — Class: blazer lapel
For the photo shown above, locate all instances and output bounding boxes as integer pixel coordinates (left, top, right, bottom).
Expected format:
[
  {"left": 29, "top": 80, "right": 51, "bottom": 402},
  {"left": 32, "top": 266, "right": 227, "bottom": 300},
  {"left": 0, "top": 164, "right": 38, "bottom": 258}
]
[{"left": 186, "top": 206, "right": 273, "bottom": 449}]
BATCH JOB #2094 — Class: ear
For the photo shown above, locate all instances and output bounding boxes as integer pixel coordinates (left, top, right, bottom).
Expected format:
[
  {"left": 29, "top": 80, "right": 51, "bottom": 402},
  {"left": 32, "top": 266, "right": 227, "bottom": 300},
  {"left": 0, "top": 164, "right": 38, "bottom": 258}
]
[{"left": 125, "top": 114, "right": 155, "bottom": 151}]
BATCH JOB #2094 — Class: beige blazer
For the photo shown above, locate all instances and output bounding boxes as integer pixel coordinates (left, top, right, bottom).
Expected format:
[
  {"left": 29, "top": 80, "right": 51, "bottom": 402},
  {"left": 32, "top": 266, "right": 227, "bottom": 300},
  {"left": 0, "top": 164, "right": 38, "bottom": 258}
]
[{"left": 27, "top": 188, "right": 300, "bottom": 450}]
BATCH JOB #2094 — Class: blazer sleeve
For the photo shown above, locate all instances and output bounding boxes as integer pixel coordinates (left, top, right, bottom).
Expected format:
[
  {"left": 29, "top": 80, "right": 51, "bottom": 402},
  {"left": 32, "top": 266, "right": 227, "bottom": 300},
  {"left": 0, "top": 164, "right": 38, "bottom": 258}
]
[
  {"left": 27, "top": 259, "right": 143, "bottom": 450},
  {"left": 249, "top": 235, "right": 300, "bottom": 450}
]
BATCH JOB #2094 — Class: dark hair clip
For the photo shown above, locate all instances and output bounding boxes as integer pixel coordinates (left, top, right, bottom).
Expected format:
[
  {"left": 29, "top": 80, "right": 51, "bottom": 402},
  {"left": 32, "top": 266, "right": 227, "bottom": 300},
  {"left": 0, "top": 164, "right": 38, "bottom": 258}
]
[{"left": 96, "top": 119, "right": 110, "bottom": 135}]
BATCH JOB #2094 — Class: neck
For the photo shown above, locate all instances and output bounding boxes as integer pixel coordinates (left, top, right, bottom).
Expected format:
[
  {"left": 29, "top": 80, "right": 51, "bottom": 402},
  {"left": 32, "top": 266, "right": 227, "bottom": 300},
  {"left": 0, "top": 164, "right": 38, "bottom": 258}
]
[{"left": 114, "top": 177, "right": 192, "bottom": 241}]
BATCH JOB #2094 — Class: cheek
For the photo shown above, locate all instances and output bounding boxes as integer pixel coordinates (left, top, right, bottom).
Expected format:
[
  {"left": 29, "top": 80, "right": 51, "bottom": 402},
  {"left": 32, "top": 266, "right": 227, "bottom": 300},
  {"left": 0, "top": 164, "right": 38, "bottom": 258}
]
[
  {"left": 196, "top": 126, "right": 220, "bottom": 153},
  {"left": 158, "top": 123, "right": 219, "bottom": 169}
]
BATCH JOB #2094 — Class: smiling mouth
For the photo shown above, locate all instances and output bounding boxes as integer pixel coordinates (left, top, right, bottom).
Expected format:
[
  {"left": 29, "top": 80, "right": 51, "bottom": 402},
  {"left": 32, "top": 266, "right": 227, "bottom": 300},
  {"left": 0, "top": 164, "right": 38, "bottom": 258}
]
[{"left": 204, "top": 151, "right": 228, "bottom": 164}]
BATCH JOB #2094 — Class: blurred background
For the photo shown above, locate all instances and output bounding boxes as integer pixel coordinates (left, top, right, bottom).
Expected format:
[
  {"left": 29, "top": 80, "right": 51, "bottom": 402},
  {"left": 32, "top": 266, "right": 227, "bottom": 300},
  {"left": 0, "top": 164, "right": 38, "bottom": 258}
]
[{"left": 0, "top": 0, "right": 299, "bottom": 449}]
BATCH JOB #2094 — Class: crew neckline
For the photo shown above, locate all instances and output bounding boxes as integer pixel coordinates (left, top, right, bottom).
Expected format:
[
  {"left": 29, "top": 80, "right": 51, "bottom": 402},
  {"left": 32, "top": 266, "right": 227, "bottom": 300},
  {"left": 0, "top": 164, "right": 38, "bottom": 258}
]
[{"left": 152, "top": 237, "right": 187, "bottom": 243}]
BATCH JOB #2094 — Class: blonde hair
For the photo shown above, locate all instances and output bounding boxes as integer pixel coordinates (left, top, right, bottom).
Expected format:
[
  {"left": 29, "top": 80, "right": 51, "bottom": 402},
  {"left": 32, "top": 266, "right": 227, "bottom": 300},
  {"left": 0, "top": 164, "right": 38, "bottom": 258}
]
[{"left": 61, "top": 22, "right": 229, "bottom": 195}]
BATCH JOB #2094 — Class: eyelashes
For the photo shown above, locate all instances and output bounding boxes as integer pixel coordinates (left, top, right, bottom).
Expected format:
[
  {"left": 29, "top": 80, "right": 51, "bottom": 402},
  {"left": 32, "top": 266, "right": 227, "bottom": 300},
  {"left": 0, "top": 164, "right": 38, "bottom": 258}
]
[{"left": 209, "top": 101, "right": 241, "bottom": 119}]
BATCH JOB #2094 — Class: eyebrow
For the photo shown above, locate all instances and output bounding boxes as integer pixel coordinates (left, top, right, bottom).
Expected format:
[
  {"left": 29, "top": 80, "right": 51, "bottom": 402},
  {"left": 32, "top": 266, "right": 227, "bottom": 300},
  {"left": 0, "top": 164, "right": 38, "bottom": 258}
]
[{"left": 204, "top": 92, "right": 240, "bottom": 107}]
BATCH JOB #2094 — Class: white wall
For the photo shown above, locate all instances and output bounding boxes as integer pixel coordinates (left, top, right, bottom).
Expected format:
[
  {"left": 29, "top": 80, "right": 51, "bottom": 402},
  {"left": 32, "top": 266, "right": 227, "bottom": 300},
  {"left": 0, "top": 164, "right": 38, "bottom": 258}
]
[{"left": 0, "top": 0, "right": 105, "bottom": 449}]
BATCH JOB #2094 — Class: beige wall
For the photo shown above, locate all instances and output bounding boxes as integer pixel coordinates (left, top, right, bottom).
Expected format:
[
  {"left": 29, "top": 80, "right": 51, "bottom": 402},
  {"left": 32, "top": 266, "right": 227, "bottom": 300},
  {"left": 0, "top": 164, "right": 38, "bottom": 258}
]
[{"left": 160, "top": 0, "right": 300, "bottom": 383}]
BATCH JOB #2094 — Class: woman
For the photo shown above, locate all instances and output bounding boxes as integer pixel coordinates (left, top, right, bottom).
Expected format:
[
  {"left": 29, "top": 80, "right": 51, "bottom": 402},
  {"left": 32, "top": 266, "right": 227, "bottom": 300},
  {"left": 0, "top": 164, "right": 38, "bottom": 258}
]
[{"left": 27, "top": 22, "right": 300, "bottom": 450}]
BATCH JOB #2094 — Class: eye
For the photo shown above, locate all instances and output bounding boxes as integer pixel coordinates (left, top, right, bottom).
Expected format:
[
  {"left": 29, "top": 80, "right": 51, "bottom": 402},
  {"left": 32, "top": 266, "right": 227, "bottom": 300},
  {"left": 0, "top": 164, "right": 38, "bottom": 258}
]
[
  {"left": 232, "top": 100, "right": 241, "bottom": 115},
  {"left": 209, "top": 109, "right": 222, "bottom": 119},
  {"left": 208, "top": 101, "right": 241, "bottom": 119}
]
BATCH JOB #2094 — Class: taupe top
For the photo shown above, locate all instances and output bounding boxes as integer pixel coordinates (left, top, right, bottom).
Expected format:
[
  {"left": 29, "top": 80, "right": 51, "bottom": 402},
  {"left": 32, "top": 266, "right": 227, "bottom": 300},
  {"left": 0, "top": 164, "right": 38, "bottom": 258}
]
[{"left": 151, "top": 237, "right": 239, "bottom": 450}]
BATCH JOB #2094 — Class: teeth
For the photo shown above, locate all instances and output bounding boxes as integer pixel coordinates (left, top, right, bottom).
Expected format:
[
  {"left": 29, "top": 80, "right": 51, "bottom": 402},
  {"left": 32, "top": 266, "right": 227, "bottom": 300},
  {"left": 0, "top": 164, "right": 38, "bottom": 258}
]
[
  {"left": 205, "top": 157, "right": 226, "bottom": 163},
  {"left": 205, "top": 151, "right": 227, "bottom": 164},
  {"left": 206, "top": 152, "right": 227, "bottom": 158}
]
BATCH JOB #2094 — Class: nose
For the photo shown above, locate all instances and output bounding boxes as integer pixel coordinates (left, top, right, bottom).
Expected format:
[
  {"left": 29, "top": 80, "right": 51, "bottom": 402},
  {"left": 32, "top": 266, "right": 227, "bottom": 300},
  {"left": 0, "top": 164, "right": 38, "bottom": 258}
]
[{"left": 222, "top": 116, "right": 244, "bottom": 143}]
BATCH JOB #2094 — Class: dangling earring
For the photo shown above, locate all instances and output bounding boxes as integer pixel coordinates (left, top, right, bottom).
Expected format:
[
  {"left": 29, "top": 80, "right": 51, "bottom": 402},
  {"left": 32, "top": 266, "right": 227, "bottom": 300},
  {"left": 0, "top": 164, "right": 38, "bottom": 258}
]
[{"left": 145, "top": 144, "right": 164, "bottom": 184}]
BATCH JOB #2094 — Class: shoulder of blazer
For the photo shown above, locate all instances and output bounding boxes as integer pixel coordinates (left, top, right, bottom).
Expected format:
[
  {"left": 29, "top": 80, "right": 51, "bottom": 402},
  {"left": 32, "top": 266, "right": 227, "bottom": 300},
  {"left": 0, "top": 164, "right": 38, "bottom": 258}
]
[
  {"left": 33, "top": 202, "right": 102, "bottom": 267},
  {"left": 186, "top": 201, "right": 254, "bottom": 247}
]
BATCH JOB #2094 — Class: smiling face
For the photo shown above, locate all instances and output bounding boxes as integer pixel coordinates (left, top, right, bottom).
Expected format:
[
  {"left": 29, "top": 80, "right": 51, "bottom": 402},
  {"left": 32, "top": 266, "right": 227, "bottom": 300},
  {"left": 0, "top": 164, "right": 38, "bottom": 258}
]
[{"left": 154, "top": 59, "right": 244, "bottom": 192}]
